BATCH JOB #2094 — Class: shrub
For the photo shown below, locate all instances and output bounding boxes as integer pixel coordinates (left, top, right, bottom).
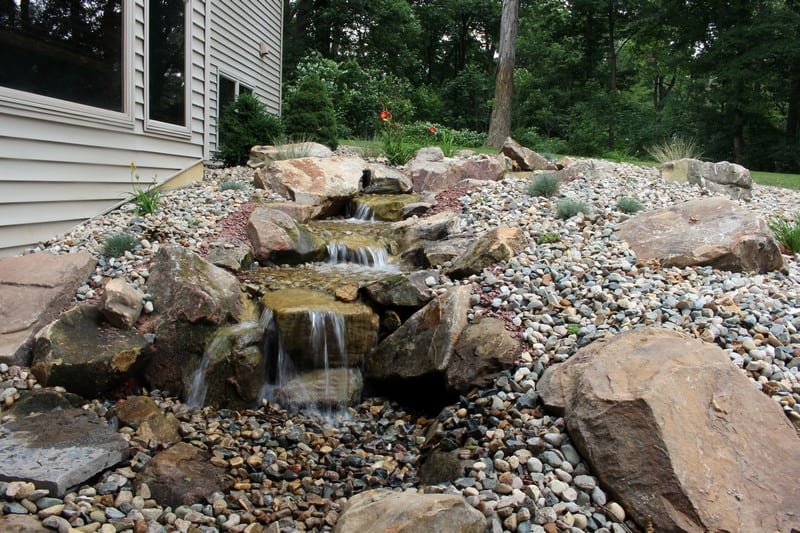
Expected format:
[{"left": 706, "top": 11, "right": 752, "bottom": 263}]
[
  {"left": 103, "top": 232, "right": 139, "bottom": 258},
  {"left": 556, "top": 198, "right": 591, "bottom": 219},
  {"left": 220, "top": 179, "right": 246, "bottom": 192},
  {"left": 646, "top": 136, "right": 702, "bottom": 163},
  {"left": 616, "top": 196, "right": 644, "bottom": 214},
  {"left": 284, "top": 75, "right": 338, "bottom": 150},
  {"left": 536, "top": 231, "right": 560, "bottom": 244},
  {"left": 526, "top": 174, "right": 560, "bottom": 198},
  {"left": 769, "top": 214, "right": 800, "bottom": 254},
  {"left": 216, "top": 93, "right": 284, "bottom": 167}
]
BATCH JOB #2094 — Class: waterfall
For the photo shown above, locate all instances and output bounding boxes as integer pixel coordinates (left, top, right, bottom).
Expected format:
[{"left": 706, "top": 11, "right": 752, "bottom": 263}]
[
  {"left": 326, "top": 242, "right": 391, "bottom": 268},
  {"left": 349, "top": 201, "right": 375, "bottom": 221}
]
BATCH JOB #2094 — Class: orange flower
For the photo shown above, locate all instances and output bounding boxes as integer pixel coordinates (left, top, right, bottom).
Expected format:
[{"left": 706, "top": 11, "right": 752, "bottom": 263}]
[
  {"left": 428, "top": 126, "right": 437, "bottom": 134},
  {"left": 379, "top": 108, "right": 391, "bottom": 122}
]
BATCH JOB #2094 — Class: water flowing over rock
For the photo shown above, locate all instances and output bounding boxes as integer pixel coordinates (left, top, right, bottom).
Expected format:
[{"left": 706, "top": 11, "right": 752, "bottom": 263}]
[
  {"left": 248, "top": 142, "right": 334, "bottom": 168},
  {"left": 616, "top": 197, "right": 784, "bottom": 273},
  {"left": 363, "top": 163, "right": 414, "bottom": 194},
  {"left": 0, "top": 251, "right": 96, "bottom": 366},
  {"left": 255, "top": 156, "right": 368, "bottom": 216},
  {"left": 660, "top": 158, "right": 753, "bottom": 200},
  {"left": 403, "top": 152, "right": 506, "bottom": 192},
  {"left": 31, "top": 305, "right": 150, "bottom": 398},
  {"left": 537, "top": 327, "right": 800, "bottom": 533},
  {"left": 100, "top": 278, "right": 143, "bottom": 329},
  {"left": 247, "top": 206, "right": 326, "bottom": 265},
  {"left": 501, "top": 137, "right": 557, "bottom": 171},
  {"left": 445, "top": 227, "right": 528, "bottom": 278},
  {"left": 333, "top": 489, "right": 486, "bottom": 533},
  {"left": 276, "top": 367, "right": 363, "bottom": 407},
  {"left": 350, "top": 193, "right": 422, "bottom": 221}
]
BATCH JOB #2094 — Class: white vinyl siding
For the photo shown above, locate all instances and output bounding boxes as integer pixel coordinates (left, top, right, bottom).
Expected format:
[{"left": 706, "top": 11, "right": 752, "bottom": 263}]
[{"left": 207, "top": 0, "right": 283, "bottom": 155}]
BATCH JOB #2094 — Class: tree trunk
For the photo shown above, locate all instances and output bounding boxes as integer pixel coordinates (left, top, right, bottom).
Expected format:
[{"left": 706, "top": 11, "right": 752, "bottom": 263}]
[
  {"left": 787, "top": 69, "right": 800, "bottom": 141},
  {"left": 485, "top": 0, "right": 519, "bottom": 147}
]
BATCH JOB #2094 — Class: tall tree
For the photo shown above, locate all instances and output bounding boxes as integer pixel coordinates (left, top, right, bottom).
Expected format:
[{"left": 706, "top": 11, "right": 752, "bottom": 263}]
[{"left": 485, "top": 0, "right": 519, "bottom": 147}]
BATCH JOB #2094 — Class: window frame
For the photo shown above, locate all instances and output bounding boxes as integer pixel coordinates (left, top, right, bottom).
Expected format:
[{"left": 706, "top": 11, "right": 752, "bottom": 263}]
[{"left": 143, "top": 0, "right": 192, "bottom": 139}]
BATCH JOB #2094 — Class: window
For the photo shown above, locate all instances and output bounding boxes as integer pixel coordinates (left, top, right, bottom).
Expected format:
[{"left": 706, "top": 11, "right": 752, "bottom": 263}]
[
  {"left": 148, "top": 0, "right": 185, "bottom": 126},
  {"left": 0, "top": 1, "right": 123, "bottom": 111},
  {"left": 216, "top": 75, "right": 254, "bottom": 146}
]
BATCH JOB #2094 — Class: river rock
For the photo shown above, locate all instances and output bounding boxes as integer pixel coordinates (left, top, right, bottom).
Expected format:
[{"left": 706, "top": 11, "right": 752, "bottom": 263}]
[
  {"left": 616, "top": 197, "right": 784, "bottom": 273},
  {"left": 363, "top": 163, "right": 414, "bottom": 194},
  {"left": 0, "top": 514, "right": 49, "bottom": 532},
  {"left": 0, "top": 251, "right": 96, "bottom": 366},
  {"left": 445, "top": 227, "right": 528, "bottom": 278},
  {"left": 501, "top": 137, "right": 557, "bottom": 171},
  {"left": 333, "top": 489, "right": 486, "bottom": 533},
  {"left": 0, "top": 408, "right": 128, "bottom": 497},
  {"left": 247, "top": 206, "right": 326, "bottom": 265},
  {"left": 403, "top": 153, "right": 506, "bottom": 192},
  {"left": 660, "top": 158, "right": 752, "bottom": 200},
  {"left": 537, "top": 327, "right": 800, "bottom": 533},
  {"left": 366, "top": 286, "right": 478, "bottom": 395},
  {"left": 107, "top": 395, "right": 181, "bottom": 445},
  {"left": 255, "top": 156, "right": 368, "bottom": 215},
  {"left": 30, "top": 305, "right": 150, "bottom": 398},
  {"left": 100, "top": 278, "right": 143, "bottom": 329},
  {"left": 248, "top": 142, "right": 334, "bottom": 168},
  {"left": 275, "top": 367, "right": 363, "bottom": 407},
  {"left": 134, "top": 442, "right": 232, "bottom": 508}
]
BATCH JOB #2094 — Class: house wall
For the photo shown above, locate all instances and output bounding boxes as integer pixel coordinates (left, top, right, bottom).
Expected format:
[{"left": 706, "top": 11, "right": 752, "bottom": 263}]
[
  {"left": 0, "top": 0, "right": 209, "bottom": 257},
  {"left": 207, "top": 0, "right": 283, "bottom": 156}
]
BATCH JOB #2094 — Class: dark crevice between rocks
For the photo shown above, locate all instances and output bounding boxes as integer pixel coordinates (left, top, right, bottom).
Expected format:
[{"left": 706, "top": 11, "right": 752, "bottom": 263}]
[{"left": 363, "top": 373, "right": 459, "bottom": 417}]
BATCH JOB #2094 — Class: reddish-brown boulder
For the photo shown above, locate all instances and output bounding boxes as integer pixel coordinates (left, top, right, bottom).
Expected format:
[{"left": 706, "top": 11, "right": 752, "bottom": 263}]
[{"left": 501, "top": 137, "right": 557, "bottom": 171}]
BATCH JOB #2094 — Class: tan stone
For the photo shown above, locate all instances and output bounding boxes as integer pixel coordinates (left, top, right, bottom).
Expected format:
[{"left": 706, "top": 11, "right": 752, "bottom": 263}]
[
  {"left": 616, "top": 197, "right": 783, "bottom": 273},
  {"left": 275, "top": 367, "right": 363, "bottom": 407},
  {"left": 246, "top": 207, "right": 326, "bottom": 265},
  {"left": 660, "top": 158, "right": 752, "bottom": 200},
  {"left": 446, "top": 227, "right": 527, "bottom": 278},
  {"left": 101, "top": 278, "right": 144, "bottom": 329},
  {"left": 501, "top": 137, "right": 557, "bottom": 171},
  {"left": 538, "top": 327, "right": 800, "bottom": 533},
  {"left": 248, "top": 142, "right": 334, "bottom": 169}
]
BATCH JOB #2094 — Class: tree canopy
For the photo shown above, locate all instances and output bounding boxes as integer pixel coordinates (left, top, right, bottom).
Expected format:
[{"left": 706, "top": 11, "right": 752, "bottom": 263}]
[{"left": 283, "top": 0, "right": 800, "bottom": 172}]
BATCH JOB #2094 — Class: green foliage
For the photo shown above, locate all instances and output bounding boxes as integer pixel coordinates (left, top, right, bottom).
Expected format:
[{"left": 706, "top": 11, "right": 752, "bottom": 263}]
[
  {"left": 536, "top": 231, "right": 560, "bottom": 244},
  {"left": 127, "top": 163, "right": 159, "bottom": 215},
  {"left": 216, "top": 93, "right": 284, "bottom": 167},
  {"left": 103, "top": 232, "right": 139, "bottom": 258},
  {"left": 556, "top": 198, "right": 591, "bottom": 219},
  {"left": 616, "top": 196, "right": 644, "bottom": 214},
  {"left": 381, "top": 129, "right": 417, "bottom": 166},
  {"left": 566, "top": 323, "right": 581, "bottom": 335},
  {"left": 220, "top": 180, "right": 246, "bottom": 192},
  {"left": 646, "top": 137, "right": 702, "bottom": 163},
  {"left": 283, "top": 75, "right": 339, "bottom": 150},
  {"left": 769, "top": 215, "right": 800, "bottom": 254},
  {"left": 526, "top": 174, "right": 560, "bottom": 198},
  {"left": 512, "top": 128, "right": 568, "bottom": 155}
]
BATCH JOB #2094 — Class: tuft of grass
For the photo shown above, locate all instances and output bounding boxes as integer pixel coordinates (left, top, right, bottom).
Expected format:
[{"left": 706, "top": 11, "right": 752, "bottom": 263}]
[
  {"left": 103, "top": 232, "right": 139, "bottom": 258},
  {"left": 526, "top": 173, "right": 560, "bottom": 198},
  {"left": 646, "top": 136, "right": 702, "bottom": 163},
  {"left": 556, "top": 198, "right": 591, "bottom": 219},
  {"left": 127, "top": 162, "right": 160, "bottom": 215},
  {"left": 273, "top": 136, "right": 315, "bottom": 160},
  {"left": 769, "top": 214, "right": 800, "bottom": 254},
  {"left": 537, "top": 231, "right": 560, "bottom": 244},
  {"left": 566, "top": 323, "right": 581, "bottom": 335},
  {"left": 220, "top": 179, "right": 247, "bottom": 192},
  {"left": 616, "top": 196, "right": 644, "bottom": 214}
]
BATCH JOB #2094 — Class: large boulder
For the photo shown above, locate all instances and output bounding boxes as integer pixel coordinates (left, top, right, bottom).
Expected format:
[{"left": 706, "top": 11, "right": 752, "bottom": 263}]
[
  {"left": 660, "top": 158, "right": 752, "bottom": 200},
  {"left": 403, "top": 152, "right": 506, "bottom": 192},
  {"left": 351, "top": 194, "right": 423, "bottom": 222},
  {"left": 0, "top": 252, "right": 96, "bottom": 366},
  {"left": 448, "top": 317, "right": 518, "bottom": 392},
  {"left": 537, "top": 327, "right": 800, "bottom": 533},
  {"left": 30, "top": 305, "right": 150, "bottom": 398},
  {"left": 363, "top": 163, "right": 414, "bottom": 194},
  {"left": 616, "top": 197, "right": 784, "bottom": 273},
  {"left": 500, "top": 137, "right": 557, "bottom": 171},
  {"left": 247, "top": 142, "right": 334, "bottom": 168},
  {"left": 334, "top": 489, "right": 486, "bottom": 533},
  {"left": 246, "top": 206, "right": 326, "bottom": 265},
  {"left": 389, "top": 211, "right": 466, "bottom": 262},
  {"left": 362, "top": 270, "right": 438, "bottom": 308},
  {"left": 255, "top": 156, "right": 368, "bottom": 216},
  {"left": 205, "top": 237, "right": 253, "bottom": 272},
  {"left": 445, "top": 227, "right": 528, "bottom": 278}
]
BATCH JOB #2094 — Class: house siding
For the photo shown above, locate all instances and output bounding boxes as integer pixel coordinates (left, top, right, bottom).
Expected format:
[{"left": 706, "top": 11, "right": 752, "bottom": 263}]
[
  {"left": 207, "top": 0, "right": 283, "bottom": 155},
  {"left": 0, "top": 0, "right": 212, "bottom": 257}
]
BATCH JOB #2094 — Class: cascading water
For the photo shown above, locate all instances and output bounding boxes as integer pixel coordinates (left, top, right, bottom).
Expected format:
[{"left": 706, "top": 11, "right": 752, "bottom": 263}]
[
  {"left": 326, "top": 242, "right": 391, "bottom": 268},
  {"left": 348, "top": 201, "right": 375, "bottom": 221}
]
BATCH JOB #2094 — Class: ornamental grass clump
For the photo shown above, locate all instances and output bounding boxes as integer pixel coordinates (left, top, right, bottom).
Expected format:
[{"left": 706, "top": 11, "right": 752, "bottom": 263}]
[
  {"left": 646, "top": 136, "right": 702, "bottom": 163},
  {"left": 769, "top": 214, "right": 800, "bottom": 254},
  {"left": 127, "top": 162, "right": 159, "bottom": 215},
  {"left": 103, "top": 232, "right": 139, "bottom": 258},
  {"left": 220, "top": 179, "right": 246, "bottom": 192},
  {"left": 526, "top": 173, "right": 560, "bottom": 198},
  {"left": 556, "top": 198, "right": 591, "bottom": 219},
  {"left": 616, "top": 196, "right": 644, "bottom": 214}
]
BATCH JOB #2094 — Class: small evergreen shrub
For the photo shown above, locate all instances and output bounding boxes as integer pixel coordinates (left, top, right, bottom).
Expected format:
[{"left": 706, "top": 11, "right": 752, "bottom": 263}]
[
  {"left": 536, "top": 231, "right": 560, "bottom": 244},
  {"left": 769, "top": 214, "right": 800, "bottom": 254},
  {"left": 526, "top": 174, "right": 560, "bottom": 198},
  {"left": 616, "top": 196, "right": 644, "bottom": 214},
  {"left": 556, "top": 198, "right": 591, "bottom": 219},
  {"left": 646, "top": 136, "right": 702, "bottom": 163},
  {"left": 216, "top": 93, "right": 284, "bottom": 167},
  {"left": 220, "top": 180, "right": 246, "bottom": 192},
  {"left": 103, "top": 232, "right": 139, "bottom": 258},
  {"left": 284, "top": 75, "right": 338, "bottom": 150}
]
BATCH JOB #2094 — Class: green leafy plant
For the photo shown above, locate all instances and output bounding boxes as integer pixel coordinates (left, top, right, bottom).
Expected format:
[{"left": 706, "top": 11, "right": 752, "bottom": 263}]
[
  {"left": 646, "top": 136, "right": 702, "bottom": 163},
  {"left": 566, "top": 323, "right": 581, "bottom": 335},
  {"left": 103, "top": 232, "right": 139, "bottom": 258},
  {"left": 430, "top": 126, "right": 456, "bottom": 157},
  {"left": 379, "top": 106, "right": 417, "bottom": 166},
  {"left": 769, "top": 214, "right": 800, "bottom": 254},
  {"left": 526, "top": 173, "right": 561, "bottom": 198},
  {"left": 216, "top": 93, "right": 284, "bottom": 167},
  {"left": 556, "top": 198, "right": 591, "bottom": 219},
  {"left": 187, "top": 218, "right": 202, "bottom": 227},
  {"left": 220, "top": 179, "right": 246, "bottom": 192},
  {"left": 128, "top": 163, "right": 159, "bottom": 215},
  {"left": 616, "top": 196, "right": 644, "bottom": 214},
  {"left": 284, "top": 75, "right": 338, "bottom": 150},
  {"left": 536, "top": 231, "right": 560, "bottom": 244}
]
